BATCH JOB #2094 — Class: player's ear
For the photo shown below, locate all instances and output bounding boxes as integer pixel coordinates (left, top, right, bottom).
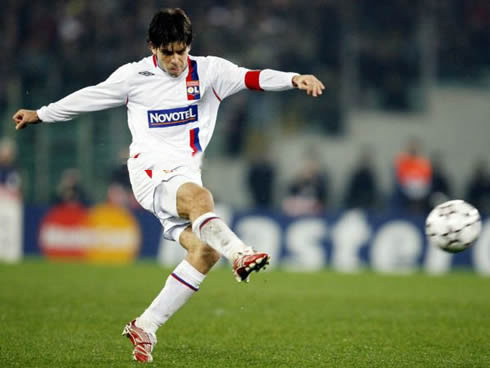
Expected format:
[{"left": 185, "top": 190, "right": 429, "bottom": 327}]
[{"left": 148, "top": 41, "right": 157, "bottom": 55}]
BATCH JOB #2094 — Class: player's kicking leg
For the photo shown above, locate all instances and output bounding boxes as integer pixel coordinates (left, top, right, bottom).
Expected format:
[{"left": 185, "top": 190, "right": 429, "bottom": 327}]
[
  {"left": 123, "top": 227, "right": 220, "bottom": 363},
  {"left": 177, "top": 182, "right": 270, "bottom": 282}
]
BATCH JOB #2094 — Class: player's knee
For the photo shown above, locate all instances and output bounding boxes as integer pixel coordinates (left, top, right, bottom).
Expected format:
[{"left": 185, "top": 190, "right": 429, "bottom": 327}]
[
  {"left": 197, "top": 187, "right": 214, "bottom": 206},
  {"left": 193, "top": 187, "right": 214, "bottom": 214},
  {"left": 177, "top": 184, "right": 215, "bottom": 220}
]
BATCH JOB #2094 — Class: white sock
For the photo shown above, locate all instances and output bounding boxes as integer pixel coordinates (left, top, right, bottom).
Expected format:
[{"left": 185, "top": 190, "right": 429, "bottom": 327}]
[
  {"left": 192, "top": 212, "right": 253, "bottom": 261},
  {"left": 135, "top": 260, "right": 205, "bottom": 334}
]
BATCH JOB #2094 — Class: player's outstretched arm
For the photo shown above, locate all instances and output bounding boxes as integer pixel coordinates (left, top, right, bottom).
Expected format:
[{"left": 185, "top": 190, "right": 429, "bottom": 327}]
[
  {"left": 12, "top": 109, "right": 41, "bottom": 130},
  {"left": 292, "top": 75, "right": 325, "bottom": 97}
]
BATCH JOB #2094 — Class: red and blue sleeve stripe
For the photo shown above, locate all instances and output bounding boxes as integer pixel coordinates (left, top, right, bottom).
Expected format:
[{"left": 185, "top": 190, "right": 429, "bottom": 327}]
[{"left": 190, "top": 127, "right": 203, "bottom": 156}]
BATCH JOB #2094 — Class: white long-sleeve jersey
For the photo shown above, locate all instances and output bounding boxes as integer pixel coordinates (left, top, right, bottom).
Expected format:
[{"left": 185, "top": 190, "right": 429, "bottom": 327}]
[{"left": 37, "top": 55, "right": 297, "bottom": 169}]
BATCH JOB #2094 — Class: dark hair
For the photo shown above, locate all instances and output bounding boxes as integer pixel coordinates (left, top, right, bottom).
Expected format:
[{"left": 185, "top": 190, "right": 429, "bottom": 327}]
[{"left": 148, "top": 8, "right": 192, "bottom": 48}]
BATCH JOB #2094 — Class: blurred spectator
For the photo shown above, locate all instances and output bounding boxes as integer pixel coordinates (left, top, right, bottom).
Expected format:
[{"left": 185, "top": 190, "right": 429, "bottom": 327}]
[
  {"left": 107, "top": 149, "right": 139, "bottom": 209},
  {"left": 428, "top": 152, "right": 452, "bottom": 207},
  {"left": 344, "top": 146, "right": 378, "bottom": 209},
  {"left": 465, "top": 159, "right": 490, "bottom": 216},
  {"left": 282, "top": 151, "right": 329, "bottom": 216},
  {"left": 392, "top": 138, "right": 432, "bottom": 213},
  {"left": 438, "top": 0, "right": 490, "bottom": 80},
  {"left": 0, "top": 137, "right": 21, "bottom": 196},
  {"left": 53, "top": 168, "right": 89, "bottom": 205},
  {"left": 246, "top": 150, "right": 276, "bottom": 210},
  {"left": 358, "top": 0, "right": 420, "bottom": 111},
  {"left": 223, "top": 94, "right": 248, "bottom": 157}
]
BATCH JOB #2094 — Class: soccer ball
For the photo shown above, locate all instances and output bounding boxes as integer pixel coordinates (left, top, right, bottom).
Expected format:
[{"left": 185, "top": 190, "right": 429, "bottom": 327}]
[{"left": 425, "top": 200, "right": 482, "bottom": 253}]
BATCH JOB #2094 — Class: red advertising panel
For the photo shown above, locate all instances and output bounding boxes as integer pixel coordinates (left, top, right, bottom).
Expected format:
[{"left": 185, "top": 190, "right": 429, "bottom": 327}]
[{"left": 39, "top": 203, "right": 141, "bottom": 263}]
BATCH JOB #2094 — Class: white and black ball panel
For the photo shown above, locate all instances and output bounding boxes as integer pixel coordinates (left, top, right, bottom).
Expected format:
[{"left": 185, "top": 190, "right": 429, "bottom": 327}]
[{"left": 425, "top": 200, "right": 481, "bottom": 253}]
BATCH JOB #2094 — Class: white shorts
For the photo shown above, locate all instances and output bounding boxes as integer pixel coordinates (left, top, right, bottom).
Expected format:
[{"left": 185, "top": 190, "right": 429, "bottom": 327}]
[{"left": 127, "top": 153, "right": 202, "bottom": 242}]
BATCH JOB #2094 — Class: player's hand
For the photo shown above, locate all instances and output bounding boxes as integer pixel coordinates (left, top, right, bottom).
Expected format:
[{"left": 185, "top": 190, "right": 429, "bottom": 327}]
[
  {"left": 12, "top": 109, "right": 41, "bottom": 130},
  {"left": 292, "top": 75, "right": 325, "bottom": 97}
]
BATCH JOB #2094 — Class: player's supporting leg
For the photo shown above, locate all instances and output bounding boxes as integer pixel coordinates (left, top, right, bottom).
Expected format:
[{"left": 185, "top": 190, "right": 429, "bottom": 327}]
[
  {"left": 136, "top": 228, "right": 219, "bottom": 332},
  {"left": 176, "top": 182, "right": 270, "bottom": 282},
  {"left": 123, "top": 227, "right": 219, "bottom": 362}
]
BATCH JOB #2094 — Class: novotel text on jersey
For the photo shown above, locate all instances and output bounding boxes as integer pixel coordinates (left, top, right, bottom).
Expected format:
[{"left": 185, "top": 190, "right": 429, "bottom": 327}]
[{"left": 147, "top": 105, "right": 198, "bottom": 128}]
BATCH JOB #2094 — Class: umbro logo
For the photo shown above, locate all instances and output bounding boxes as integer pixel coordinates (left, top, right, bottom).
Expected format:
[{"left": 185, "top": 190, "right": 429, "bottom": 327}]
[{"left": 139, "top": 71, "right": 155, "bottom": 76}]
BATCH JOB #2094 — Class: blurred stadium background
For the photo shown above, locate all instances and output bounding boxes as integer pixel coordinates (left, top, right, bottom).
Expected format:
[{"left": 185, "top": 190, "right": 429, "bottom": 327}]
[
  {"left": 2, "top": 2, "right": 490, "bottom": 367},
  {"left": 0, "top": 0, "right": 489, "bottom": 272}
]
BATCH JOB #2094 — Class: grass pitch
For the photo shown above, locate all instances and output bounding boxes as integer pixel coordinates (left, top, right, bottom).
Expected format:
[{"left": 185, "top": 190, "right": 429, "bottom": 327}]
[{"left": 1, "top": 260, "right": 489, "bottom": 367}]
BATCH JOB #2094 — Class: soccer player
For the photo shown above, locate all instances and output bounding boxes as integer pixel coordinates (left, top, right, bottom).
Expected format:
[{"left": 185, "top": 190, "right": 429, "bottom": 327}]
[{"left": 12, "top": 8, "right": 325, "bottom": 363}]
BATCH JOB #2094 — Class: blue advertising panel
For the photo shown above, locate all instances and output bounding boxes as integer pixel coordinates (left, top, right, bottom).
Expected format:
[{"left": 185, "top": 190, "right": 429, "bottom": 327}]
[{"left": 23, "top": 206, "right": 490, "bottom": 275}]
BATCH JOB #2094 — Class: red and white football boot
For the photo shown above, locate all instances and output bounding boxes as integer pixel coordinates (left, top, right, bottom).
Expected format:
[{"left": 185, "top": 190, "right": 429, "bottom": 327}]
[
  {"left": 122, "top": 320, "right": 157, "bottom": 363},
  {"left": 232, "top": 252, "right": 270, "bottom": 282}
]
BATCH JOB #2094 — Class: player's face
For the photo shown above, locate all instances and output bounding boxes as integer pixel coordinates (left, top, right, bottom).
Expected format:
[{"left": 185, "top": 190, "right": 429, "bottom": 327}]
[{"left": 152, "top": 42, "right": 190, "bottom": 77}]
